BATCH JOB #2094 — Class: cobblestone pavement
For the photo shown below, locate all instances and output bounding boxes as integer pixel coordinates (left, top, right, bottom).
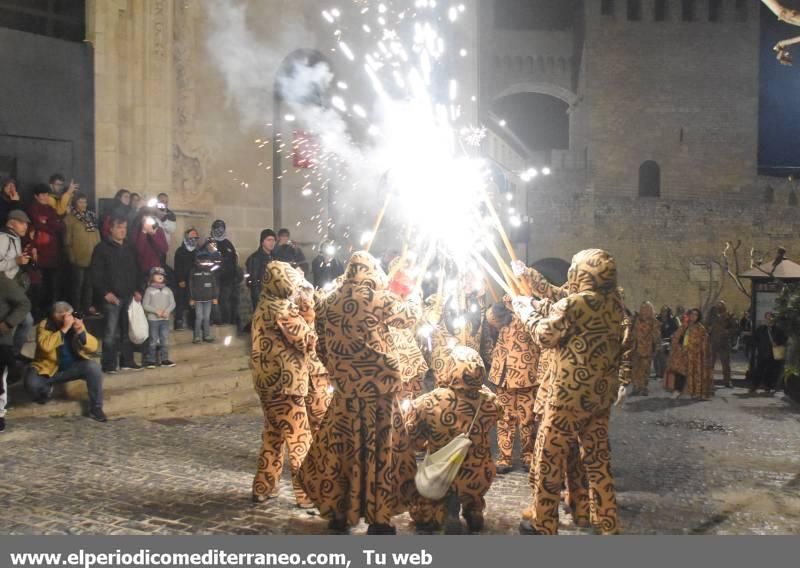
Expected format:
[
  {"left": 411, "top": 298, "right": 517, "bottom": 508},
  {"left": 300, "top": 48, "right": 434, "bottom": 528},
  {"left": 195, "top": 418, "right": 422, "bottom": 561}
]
[{"left": 1, "top": 378, "right": 798, "bottom": 535}]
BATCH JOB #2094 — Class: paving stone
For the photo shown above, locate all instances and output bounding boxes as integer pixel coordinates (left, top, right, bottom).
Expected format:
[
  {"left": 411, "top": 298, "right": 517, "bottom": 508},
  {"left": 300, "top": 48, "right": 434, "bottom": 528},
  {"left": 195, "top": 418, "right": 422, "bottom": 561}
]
[{"left": 0, "top": 372, "right": 798, "bottom": 535}]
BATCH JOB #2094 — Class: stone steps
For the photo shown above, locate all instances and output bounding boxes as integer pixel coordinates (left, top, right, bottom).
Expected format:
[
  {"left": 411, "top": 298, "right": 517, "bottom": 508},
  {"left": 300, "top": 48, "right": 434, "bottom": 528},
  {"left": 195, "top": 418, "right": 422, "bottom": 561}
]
[{"left": 9, "top": 325, "right": 258, "bottom": 421}]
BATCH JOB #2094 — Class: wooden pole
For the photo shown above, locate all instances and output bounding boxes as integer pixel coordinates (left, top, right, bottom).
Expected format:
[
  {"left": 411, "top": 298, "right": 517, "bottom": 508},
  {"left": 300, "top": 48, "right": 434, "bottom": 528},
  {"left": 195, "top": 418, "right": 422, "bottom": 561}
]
[{"left": 365, "top": 192, "right": 392, "bottom": 253}]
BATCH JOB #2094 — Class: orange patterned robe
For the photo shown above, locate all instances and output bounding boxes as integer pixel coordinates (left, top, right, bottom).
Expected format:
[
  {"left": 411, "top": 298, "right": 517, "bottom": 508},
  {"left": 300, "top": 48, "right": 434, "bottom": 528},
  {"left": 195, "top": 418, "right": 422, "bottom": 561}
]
[
  {"left": 519, "top": 250, "right": 626, "bottom": 535},
  {"left": 486, "top": 301, "right": 540, "bottom": 468},
  {"left": 397, "top": 347, "right": 502, "bottom": 531},
  {"left": 250, "top": 262, "right": 317, "bottom": 505},
  {"left": 298, "top": 252, "right": 421, "bottom": 530},
  {"left": 684, "top": 323, "right": 713, "bottom": 399}
]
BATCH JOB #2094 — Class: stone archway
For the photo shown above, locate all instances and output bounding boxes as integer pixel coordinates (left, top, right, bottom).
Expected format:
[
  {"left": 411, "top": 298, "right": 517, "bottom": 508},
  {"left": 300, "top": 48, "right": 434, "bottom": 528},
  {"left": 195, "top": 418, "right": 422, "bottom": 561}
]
[
  {"left": 492, "top": 81, "right": 578, "bottom": 108},
  {"left": 531, "top": 257, "right": 570, "bottom": 286}
]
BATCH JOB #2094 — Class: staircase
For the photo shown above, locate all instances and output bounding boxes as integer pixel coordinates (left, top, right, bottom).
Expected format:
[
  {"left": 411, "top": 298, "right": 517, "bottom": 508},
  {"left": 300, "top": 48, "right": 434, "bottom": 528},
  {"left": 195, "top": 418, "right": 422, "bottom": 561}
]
[{"left": 7, "top": 325, "right": 258, "bottom": 420}]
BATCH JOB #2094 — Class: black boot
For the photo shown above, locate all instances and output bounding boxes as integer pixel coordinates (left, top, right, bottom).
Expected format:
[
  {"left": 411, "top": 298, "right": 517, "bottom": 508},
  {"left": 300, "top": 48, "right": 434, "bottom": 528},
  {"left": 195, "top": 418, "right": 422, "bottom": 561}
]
[
  {"left": 443, "top": 491, "right": 463, "bottom": 535},
  {"left": 366, "top": 524, "right": 396, "bottom": 535},
  {"left": 463, "top": 510, "right": 484, "bottom": 533},
  {"left": 327, "top": 519, "right": 349, "bottom": 533}
]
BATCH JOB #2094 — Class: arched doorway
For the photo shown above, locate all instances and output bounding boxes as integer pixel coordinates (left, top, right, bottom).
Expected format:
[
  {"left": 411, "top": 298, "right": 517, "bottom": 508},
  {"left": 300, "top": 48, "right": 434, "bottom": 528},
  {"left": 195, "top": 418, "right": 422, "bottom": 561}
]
[
  {"left": 531, "top": 257, "right": 570, "bottom": 286},
  {"left": 491, "top": 93, "right": 569, "bottom": 153}
]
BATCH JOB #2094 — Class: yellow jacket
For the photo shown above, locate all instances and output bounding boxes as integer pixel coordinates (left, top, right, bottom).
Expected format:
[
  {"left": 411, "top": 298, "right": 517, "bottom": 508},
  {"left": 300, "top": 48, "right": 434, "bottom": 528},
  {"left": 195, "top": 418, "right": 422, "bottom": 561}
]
[
  {"left": 31, "top": 319, "right": 99, "bottom": 377},
  {"left": 48, "top": 192, "right": 72, "bottom": 216}
]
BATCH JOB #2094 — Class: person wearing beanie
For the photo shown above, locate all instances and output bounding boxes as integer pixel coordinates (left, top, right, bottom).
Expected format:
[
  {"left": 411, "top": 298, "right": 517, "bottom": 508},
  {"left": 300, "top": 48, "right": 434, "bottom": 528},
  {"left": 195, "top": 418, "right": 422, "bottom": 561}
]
[
  {"left": 206, "top": 220, "right": 238, "bottom": 325},
  {"left": 245, "top": 229, "right": 276, "bottom": 311},
  {"left": 142, "top": 266, "right": 176, "bottom": 368}
]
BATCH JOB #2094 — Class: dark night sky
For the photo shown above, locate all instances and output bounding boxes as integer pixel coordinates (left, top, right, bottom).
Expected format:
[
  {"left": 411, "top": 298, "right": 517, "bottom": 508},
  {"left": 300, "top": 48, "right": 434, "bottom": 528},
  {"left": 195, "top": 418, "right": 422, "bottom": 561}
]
[{"left": 759, "top": 0, "right": 800, "bottom": 172}]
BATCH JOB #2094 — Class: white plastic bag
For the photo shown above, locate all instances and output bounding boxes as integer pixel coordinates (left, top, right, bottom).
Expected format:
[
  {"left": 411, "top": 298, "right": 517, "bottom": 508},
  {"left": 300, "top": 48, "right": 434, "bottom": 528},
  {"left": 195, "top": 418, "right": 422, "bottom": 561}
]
[
  {"left": 128, "top": 300, "right": 149, "bottom": 345},
  {"left": 414, "top": 400, "right": 482, "bottom": 500}
]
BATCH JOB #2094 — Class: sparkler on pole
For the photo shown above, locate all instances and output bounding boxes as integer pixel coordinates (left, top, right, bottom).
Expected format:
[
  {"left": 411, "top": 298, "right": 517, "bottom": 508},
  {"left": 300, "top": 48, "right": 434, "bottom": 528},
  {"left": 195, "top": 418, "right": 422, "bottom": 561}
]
[
  {"left": 365, "top": 192, "right": 392, "bottom": 253},
  {"left": 470, "top": 251, "right": 514, "bottom": 297}
]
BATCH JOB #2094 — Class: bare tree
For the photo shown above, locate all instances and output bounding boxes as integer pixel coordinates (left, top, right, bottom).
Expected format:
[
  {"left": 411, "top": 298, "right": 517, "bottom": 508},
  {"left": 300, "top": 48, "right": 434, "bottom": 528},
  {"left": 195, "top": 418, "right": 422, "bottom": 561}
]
[{"left": 763, "top": 0, "right": 800, "bottom": 65}]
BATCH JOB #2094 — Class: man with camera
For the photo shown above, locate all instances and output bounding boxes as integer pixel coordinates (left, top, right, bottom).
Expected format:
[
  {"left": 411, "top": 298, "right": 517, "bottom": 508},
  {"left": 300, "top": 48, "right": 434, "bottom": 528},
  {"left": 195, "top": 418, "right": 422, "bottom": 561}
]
[{"left": 24, "top": 301, "right": 106, "bottom": 422}]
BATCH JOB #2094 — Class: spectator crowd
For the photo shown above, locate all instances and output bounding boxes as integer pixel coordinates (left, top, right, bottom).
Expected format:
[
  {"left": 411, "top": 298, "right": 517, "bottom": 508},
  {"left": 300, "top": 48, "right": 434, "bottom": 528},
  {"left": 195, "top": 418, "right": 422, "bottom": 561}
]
[{"left": 0, "top": 172, "right": 334, "bottom": 433}]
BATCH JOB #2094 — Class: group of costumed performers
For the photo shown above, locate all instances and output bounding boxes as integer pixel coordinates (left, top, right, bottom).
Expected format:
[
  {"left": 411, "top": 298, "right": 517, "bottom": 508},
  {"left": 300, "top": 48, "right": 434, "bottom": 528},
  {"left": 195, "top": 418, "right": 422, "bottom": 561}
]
[{"left": 249, "top": 245, "right": 632, "bottom": 535}]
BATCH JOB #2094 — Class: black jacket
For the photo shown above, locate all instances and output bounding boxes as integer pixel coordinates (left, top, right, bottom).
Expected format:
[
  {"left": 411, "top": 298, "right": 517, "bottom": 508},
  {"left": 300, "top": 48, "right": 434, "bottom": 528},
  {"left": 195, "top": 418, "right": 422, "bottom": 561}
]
[
  {"left": 174, "top": 245, "right": 197, "bottom": 285},
  {"left": 311, "top": 255, "right": 344, "bottom": 288},
  {"left": 245, "top": 248, "right": 274, "bottom": 303},
  {"left": 209, "top": 239, "right": 238, "bottom": 284},
  {"left": 754, "top": 324, "right": 787, "bottom": 361},
  {"left": 275, "top": 243, "right": 308, "bottom": 273},
  {"left": 189, "top": 268, "right": 219, "bottom": 302},
  {"left": 90, "top": 238, "right": 141, "bottom": 299}
]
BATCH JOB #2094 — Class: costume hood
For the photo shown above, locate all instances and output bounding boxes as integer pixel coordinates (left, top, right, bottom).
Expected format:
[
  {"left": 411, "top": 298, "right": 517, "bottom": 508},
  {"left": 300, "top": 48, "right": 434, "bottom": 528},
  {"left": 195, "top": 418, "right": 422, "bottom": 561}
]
[
  {"left": 261, "top": 261, "right": 296, "bottom": 300},
  {"left": 345, "top": 251, "right": 388, "bottom": 290},
  {"left": 567, "top": 249, "right": 618, "bottom": 294},
  {"left": 442, "top": 346, "right": 485, "bottom": 390}
]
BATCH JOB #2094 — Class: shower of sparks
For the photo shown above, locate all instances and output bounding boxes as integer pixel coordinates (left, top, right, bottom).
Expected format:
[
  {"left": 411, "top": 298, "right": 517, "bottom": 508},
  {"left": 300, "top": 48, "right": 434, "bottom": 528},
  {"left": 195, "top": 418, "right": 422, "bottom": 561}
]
[{"left": 242, "top": 1, "right": 525, "bottom": 314}]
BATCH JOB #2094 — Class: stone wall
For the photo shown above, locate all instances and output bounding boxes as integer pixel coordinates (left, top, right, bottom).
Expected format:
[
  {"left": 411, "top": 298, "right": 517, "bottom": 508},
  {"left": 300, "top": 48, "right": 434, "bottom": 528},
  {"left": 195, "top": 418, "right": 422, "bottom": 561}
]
[
  {"left": 580, "top": 0, "right": 761, "bottom": 199},
  {"left": 524, "top": 184, "right": 800, "bottom": 315}
]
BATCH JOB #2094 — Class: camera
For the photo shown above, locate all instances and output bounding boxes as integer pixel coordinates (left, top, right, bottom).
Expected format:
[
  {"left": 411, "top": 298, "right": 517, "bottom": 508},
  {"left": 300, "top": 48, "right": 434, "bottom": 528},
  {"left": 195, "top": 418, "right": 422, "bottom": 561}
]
[{"left": 72, "top": 311, "right": 84, "bottom": 320}]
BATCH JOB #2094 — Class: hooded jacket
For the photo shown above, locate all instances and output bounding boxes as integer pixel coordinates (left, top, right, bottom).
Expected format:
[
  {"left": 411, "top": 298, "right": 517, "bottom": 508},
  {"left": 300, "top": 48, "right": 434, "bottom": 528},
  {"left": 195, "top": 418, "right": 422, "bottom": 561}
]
[
  {"left": 521, "top": 249, "right": 627, "bottom": 414},
  {"left": 486, "top": 301, "right": 540, "bottom": 389},
  {"left": 250, "top": 261, "right": 317, "bottom": 397},
  {"left": 321, "top": 251, "right": 421, "bottom": 397}
]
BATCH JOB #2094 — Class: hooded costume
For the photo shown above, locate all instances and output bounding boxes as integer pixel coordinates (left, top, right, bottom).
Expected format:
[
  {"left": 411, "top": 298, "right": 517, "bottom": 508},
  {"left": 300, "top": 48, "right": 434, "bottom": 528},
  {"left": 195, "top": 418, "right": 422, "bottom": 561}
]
[
  {"left": 486, "top": 298, "right": 541, "bottom": 469},
  {"left": 250, "top": 261, "right": 316, "bottom": 506},
  {"left": 298, "top": 252, "right": 421, "bottom": 532},
  {"left": 285, "top": 266, "right": 332, "bottom": 434},
  {"left": 387, "top": 258, "right": 428, "bottom": 400},
  {"left": 631, "top": 302, "right": 659, "bottom": 395},
  {"left": 397, "top": 346, "right": 502, "bottom": 532},
  {"left": 517, "top": 249, "right": 627, "bottom": 535}
]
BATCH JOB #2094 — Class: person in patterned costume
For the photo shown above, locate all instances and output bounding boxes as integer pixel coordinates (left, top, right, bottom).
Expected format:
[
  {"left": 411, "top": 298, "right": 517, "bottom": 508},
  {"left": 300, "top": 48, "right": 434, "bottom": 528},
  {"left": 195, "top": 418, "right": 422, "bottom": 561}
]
[
  {"left": 250, "top": 261, "right": 316, "bottom": 508},
  {"left": 512, "top": 249, "right": 628, "bottom": 535},
  {"left": 631, "top": 301, "right": 660, "bottom": 396},
  {"left": 397, "top": 346, "right": 502, "bottom": 533},
  {"left": 486, "top": 296, "right": 540, "bottom": 474},
  {"left": 298, "top": 251, "right": 422, "bottom": 534},
  {"left": 387, "top": 258, "right": 429, "bottom": 400},
  {"left": 286, "top": 267, "right": 332, "bottom": 434}
]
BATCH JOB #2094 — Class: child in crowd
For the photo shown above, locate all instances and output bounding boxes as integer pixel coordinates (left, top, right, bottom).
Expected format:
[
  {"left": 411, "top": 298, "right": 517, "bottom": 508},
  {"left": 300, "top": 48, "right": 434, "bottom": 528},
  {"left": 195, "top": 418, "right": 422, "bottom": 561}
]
[
  {"left": 189, "top": 253, "right": 218, "bottom": 344},
  {"left": 142, "top": 267, "right": 176, "bottom": 368}
]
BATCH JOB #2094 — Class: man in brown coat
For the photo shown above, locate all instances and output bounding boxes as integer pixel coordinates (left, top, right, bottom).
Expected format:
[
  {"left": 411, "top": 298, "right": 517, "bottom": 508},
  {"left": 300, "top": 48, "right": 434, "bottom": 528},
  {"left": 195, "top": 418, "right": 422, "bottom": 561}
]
[{"left": 250, "top": 261, "right": 317, "bottom": 507}]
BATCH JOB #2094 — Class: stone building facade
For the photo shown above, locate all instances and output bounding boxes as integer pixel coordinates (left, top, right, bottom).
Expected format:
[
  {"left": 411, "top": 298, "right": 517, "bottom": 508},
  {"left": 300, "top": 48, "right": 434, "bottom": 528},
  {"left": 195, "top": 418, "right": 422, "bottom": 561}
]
[{"left": 481, "top": 0, "right": 793, "bottom": 315}]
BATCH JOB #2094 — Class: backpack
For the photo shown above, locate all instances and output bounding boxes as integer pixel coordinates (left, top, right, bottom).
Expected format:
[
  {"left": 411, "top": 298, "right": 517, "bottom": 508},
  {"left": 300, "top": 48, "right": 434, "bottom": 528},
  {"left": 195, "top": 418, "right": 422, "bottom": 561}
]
[{"left": 414, "top": 396, "right": 482, "bottom": 500}]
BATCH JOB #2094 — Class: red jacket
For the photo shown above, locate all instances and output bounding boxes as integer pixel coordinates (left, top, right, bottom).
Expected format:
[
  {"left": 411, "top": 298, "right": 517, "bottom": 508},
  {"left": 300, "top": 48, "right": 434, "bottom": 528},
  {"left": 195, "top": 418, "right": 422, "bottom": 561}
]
[
  {"left": 27, "top": 201, "right": 65, "bottom": 269},
  {"left": 134, "top": 228, "right": 168, "bottom": 277}
]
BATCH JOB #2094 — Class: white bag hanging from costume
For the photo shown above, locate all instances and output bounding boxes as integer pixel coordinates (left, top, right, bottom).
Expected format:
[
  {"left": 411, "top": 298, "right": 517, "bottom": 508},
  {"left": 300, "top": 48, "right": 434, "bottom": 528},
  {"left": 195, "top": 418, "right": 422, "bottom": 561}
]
[
  {"left": 414, "top": 399, "right": 482, "bottom": 501},
  {"left": 128, "top": 300, "right": 149, "bottom": 345}
]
